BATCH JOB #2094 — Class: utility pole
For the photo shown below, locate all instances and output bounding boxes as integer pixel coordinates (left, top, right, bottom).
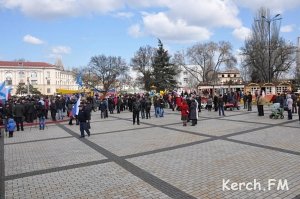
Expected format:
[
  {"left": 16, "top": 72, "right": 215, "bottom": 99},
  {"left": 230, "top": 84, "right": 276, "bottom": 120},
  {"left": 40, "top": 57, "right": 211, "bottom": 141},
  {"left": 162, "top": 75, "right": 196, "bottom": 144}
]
[
  {"left": 27, "top": 77, "right": 30, "bottom": 95},
  {"left": 261, "top": 14, "right": 281, "bottom": 83}
]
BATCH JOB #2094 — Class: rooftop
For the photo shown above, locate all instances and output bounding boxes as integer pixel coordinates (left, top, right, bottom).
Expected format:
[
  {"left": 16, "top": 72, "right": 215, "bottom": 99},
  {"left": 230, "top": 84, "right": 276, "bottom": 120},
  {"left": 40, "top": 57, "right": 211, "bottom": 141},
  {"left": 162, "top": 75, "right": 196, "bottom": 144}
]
[{"left": 0, "top": 61, "right": 55, "bottom": 68}]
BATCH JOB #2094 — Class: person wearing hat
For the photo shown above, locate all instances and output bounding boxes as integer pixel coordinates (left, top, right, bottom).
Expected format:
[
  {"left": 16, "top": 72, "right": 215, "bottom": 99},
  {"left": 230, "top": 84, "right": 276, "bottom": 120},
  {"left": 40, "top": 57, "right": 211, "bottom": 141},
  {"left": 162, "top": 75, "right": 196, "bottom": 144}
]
[{"left": 77, "top": 104, "right": 91, "bottom": 138}]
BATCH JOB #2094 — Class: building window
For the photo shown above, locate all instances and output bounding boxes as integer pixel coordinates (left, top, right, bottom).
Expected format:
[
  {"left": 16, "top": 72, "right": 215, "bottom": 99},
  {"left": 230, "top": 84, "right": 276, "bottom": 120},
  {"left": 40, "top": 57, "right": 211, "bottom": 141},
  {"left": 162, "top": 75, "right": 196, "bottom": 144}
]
[
  {"left": 19, "top": 71, "right": 25, "bottom": 78},
  {"left": 46, "top": 71, "right": 50, "bottom": 78},
  {"left": 183, "top": 71, "right": 188, "bottom": 75},
  {"left": 31, "top": 80, "right": 37, "bottom": 85},
  {"left": 31, "top": 72, "right": 37, "bottom": 78},
  {"left": 234, "top": 74, "right": 237, "bottom": 77},
  {"left": 6, "top": 77, "right": 12, "bottom": 86},
  {"left": 183, "top": 78, "right": 188, "bottom": 83},
  {"left": 47, "top": 80, "right": 50, "bottom": 85},
  {"left": 222, "top": 74, "right": 224, "bottom": 77},
  {"left": 47, "top": 88, "right": 51, "bottom": 93}
]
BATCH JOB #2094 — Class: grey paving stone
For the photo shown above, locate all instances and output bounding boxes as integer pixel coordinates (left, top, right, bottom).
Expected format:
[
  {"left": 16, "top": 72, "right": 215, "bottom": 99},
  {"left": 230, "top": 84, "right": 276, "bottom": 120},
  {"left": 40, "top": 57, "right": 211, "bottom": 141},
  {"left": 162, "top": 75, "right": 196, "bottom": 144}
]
[
  {"left": 128, "top": 140, "right": 300, "bottom": 199},
  {"left": 88, "top": 127, "right": 207, "bottom": 156},
  {"left": 231, "top": 126, "right": 300, "bottom": 152},
  {"left": 5, "top": 138, "right": 106, "bottom": 176},
  {"left": 6, "top": 163, "right": 170, "bottom": 199},
  {"left": 2, "top": 108, "right": 300, "bottom": 199},
  {"left": 4, "top": 125, "right": 71, "bottom": 145}
]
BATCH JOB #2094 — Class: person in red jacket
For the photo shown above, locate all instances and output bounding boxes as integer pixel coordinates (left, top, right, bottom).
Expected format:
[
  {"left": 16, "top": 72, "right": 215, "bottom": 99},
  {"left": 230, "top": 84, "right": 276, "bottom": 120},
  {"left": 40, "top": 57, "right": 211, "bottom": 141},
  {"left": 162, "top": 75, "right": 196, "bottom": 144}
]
[{"left": 181, "top": 100, "right": 189, "bottom": 126}]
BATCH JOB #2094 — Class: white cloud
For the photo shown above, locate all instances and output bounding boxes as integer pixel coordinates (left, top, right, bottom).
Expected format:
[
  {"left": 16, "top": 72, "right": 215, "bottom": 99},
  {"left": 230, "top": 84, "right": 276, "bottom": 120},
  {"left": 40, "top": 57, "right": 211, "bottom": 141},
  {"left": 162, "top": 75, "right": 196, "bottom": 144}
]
[
  {"left": 23, "top": 34, "right": 44, "bottom": 45},
  {"left": 232, "top": 27, "right": 251, "bottom": 41},
  {"left": 51, "top": 46, "right": 71, "bottom": 54},
  {"left": 166, "top": 0, "right": 241, "bottom": 28},
  {"left": 234, "top": 0, "right": 300, "bottom": 13},
  {"left": 0, "top": 0, "right": 124, "bottom": 19},
  {"left": 142, "top": 12, "right": 212, "bottom": 43},
  {"left": 115, "top": 12, "right": 134, "bottom": 18},
  {"left": 127, "top": 0, "right": 241, "bottom": 43},
  {"left": 280, "top": 25, "right": 295, "bottom": 33},
  {"left": 128, "top": 24, "right": 143, "bottom": 38}
]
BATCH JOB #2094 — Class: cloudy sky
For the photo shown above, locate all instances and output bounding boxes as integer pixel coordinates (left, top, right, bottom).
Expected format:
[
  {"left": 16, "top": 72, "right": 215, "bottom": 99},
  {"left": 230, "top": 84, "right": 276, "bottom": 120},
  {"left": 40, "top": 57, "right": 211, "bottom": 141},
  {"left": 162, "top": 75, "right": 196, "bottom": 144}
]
[{"left": 0, "top": 0, "right": 299, "bottom": 69}]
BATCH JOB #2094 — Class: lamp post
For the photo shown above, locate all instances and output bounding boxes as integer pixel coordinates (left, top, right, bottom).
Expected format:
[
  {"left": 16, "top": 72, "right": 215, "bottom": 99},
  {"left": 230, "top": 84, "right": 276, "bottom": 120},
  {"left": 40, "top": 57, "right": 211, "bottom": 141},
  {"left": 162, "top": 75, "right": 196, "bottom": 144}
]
[
  {"left": 261, "top": 14, "right": 282, "bottom": 83},
  {"left": 27, "top": 77, "right": 30, "bottom": 95}
]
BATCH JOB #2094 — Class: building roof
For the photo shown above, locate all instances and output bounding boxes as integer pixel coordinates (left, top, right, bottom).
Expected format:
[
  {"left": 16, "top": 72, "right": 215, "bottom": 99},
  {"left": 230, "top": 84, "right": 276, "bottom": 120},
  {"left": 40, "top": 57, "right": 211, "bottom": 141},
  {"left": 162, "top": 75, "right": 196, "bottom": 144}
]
[
  {"left": 218, "top": 69, "right": 240, "bottom": 74},
  {"left": 0, "top": 61, "right": 55, "bottom": 68}
]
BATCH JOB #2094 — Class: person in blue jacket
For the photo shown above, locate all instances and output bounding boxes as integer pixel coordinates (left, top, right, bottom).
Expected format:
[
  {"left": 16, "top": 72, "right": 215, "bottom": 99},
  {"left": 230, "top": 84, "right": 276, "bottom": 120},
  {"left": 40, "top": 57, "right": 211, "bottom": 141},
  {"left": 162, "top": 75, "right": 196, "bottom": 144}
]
[{"left": 7, "top": 118, "right": 16, "bottom": 138}]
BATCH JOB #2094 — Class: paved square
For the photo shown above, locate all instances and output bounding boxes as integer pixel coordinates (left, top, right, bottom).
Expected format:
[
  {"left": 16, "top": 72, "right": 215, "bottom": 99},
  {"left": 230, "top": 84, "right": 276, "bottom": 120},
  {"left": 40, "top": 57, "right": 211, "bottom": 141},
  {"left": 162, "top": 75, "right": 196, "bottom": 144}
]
[{"left": 1, "top": 108, "right": 299, "bottom": 199}]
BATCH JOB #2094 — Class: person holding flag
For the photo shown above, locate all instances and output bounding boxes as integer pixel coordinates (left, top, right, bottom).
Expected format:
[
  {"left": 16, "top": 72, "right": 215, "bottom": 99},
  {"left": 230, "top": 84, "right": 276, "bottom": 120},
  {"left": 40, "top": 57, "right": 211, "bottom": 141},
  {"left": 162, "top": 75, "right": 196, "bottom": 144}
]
[
  {"left": 77, "top": 103, "right": 91, "bottom": 138},
  {"left": 67, "top": 97, "right": 76, "bottom": 125}
]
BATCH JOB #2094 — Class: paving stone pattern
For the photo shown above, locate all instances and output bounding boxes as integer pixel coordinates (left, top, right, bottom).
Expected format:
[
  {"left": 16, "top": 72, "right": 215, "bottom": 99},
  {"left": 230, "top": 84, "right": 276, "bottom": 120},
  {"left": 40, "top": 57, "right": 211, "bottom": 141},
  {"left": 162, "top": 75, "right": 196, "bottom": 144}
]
[{"left": 0, "top": 107, "right": 299, "bottom": 199}]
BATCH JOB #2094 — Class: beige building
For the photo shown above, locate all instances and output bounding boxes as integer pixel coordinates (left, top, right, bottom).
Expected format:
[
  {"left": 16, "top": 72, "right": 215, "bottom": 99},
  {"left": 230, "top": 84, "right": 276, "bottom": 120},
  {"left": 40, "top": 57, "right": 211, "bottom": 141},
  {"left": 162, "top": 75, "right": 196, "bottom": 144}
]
[
  {"left": 0, "top": 61, "right": 78, "bottom": 95},
  {"left": 218, "top": 69, "right": 243, "bottom": 84}
]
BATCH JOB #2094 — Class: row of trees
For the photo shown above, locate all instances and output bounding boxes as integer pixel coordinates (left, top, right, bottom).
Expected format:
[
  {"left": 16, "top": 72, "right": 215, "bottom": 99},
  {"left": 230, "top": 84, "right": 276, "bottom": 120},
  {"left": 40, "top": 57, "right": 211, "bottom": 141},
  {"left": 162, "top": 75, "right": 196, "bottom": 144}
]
[
  {"left": 76, "top": 7, "right": 298, "bottom": 93},
  {"left": 76, "top": 39, "right": 180, "bottom": 93}
]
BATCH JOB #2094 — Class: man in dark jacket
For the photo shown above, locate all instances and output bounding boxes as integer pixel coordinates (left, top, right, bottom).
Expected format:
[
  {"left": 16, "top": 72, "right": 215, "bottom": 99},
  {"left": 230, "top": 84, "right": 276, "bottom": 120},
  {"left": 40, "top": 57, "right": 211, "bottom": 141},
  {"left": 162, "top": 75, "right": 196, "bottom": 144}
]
[
  {"left": 77, "top": 105, "right": 91, "bottom": 138},
  {"left": 140, "top": 97, "right": 146, "bottom": 119},
  {"left": 132, "top": 97, "right": 141, "bottom": 125},
  {"left": 13, "top": 100, "right": 25, "bottom": 131},
  {"left": 218, "top": 94, "right": 225, "bottom": 116},
  {"left": 145, "top": 97, "right": 152, "bottom": 119},
  {"left": 247, "top": 92, "right": 253, "bottom": 111},
  {"left": 25, "top": 99, "right": 35, "bottom": 123},
  {"left": 189, "top": 99, "right": 198, "bottom": 126},
  {"left": 243, "top": 93, "right": 248, "bottom": 109},
  {"left": 84, "top": 102, "right": 93, "bottom": 129},
  {"left": 213, "top": 95, "right": 218, "bottom": 112}
]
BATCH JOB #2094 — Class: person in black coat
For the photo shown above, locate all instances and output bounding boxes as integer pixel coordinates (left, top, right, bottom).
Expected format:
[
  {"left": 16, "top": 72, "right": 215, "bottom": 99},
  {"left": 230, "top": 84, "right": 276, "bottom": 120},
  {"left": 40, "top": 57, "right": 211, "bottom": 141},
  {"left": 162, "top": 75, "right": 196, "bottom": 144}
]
[
  {"left": 247, "top": 92, "right": 253, "bottom": 111},
  {"left": 13, "top": 100, "right": 25, "bottom": 131},
  {"left": 132, "top": 97, "right": 141, "bottom": 125},
  {"left": 36, "top": 101, "right": 46, "bottom": 130},
  {"left": 77, "top": 105, "right": 91, "bottom": 138},
  {"left": 189, "top": 99, "right": 198, "bottom": 126},
  {"left": 84, "top": 102, "right": 93, "bottom": 129},
  {"left": 213, "top": 95, "right": 218, "bottom": 112},
  {"left": 50, "top": 100, "right": 57, "bottom": 121}
]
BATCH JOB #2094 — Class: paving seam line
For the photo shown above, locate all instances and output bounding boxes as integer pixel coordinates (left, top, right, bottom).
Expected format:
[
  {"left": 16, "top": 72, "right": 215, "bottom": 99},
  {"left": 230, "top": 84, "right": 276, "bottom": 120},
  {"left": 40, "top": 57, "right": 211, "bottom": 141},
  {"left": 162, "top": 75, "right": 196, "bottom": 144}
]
[{"left": 57, "top": 123, "right": 197, "bottom": 199}]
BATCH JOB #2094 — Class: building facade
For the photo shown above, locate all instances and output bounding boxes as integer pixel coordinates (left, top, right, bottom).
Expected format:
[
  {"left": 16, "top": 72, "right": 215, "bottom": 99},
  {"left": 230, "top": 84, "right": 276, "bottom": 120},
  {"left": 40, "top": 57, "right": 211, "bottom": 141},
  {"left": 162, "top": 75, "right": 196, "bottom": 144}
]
[
  {"left": 217, "top": 69, "right": 243, "bottom": 84},
  {"left": 0, "top": 61, "right": 78, "bottom": 95},
  {"left": 176, "top": 65, "right": 202, "bottom": 93}
]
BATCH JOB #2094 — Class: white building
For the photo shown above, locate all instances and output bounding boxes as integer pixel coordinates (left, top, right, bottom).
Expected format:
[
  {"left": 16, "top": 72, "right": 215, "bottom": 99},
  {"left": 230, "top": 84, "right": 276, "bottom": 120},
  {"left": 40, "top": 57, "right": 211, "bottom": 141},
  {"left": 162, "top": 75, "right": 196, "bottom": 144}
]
[
  {"left": 0, "top": 61, "right": 78, "bottom": 95},
  {"left": 176, "top": 65, "right": 202, "bottom": 93}
]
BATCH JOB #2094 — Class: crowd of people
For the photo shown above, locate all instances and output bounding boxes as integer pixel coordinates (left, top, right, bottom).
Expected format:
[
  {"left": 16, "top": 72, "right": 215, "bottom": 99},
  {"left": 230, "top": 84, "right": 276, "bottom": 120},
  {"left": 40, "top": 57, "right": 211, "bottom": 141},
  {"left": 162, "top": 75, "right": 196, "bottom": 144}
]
[{"left": 0, "top": 90, "right": 299, "bottom": 138}]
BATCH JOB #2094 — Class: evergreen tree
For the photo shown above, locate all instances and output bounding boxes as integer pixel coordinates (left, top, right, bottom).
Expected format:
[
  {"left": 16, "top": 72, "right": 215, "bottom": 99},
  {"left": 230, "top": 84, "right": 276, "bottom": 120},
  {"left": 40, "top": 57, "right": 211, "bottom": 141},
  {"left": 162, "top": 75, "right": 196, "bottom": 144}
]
[
  {"left": 152, "top": 39, "right": 179, "bottom": 92},
  {"left": 15, "top": 83, "right": 41, "bottom": 95},
  {"left": 15, "top": 83, "right": 27, "bottom": 95},
  {"left": 29, "top": 84, "right": 42, "bottom": 95}
]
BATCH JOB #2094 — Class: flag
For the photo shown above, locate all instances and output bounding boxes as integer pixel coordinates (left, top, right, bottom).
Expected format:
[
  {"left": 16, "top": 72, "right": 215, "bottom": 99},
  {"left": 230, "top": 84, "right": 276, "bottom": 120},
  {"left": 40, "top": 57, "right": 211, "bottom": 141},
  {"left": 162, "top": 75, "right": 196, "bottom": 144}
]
[
  {"left": 0, "top": 81, "right": 6, "bottom": 99},
  {"left": 5, "top": 86, "right": 12, "bottom": 100},
  {"left": 76, "top": 73, "right": 83, "bottom": 87},
  {"left": 71, "top": 95, "right": 81, "bottom": 116}
]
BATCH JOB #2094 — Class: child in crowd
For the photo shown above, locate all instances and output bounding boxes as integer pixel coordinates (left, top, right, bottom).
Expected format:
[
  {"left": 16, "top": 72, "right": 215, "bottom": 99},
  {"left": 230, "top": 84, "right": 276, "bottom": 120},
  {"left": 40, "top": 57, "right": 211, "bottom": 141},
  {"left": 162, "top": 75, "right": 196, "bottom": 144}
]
[{"left": 7, "top": 118, "right": 16, "bottom": 138}]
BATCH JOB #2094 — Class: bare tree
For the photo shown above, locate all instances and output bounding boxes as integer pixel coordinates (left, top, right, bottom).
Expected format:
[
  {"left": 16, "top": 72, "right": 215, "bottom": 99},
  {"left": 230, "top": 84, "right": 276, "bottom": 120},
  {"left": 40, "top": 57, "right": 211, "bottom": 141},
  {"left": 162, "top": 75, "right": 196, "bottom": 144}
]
[
  {"left": 241, "top": 7, "right": 296, "bottom": 83},
  {"left": 174, "top": 41, "right": 236, "bottom": 85},
  {"left": 88, "top": 55, "right": 128, "bottom": 95},
  {"left": 131, "top": 45, "right": 155, "bottom": 91},
  {"left": 173, "top": 50, "right": 203, "bottom": 84}
]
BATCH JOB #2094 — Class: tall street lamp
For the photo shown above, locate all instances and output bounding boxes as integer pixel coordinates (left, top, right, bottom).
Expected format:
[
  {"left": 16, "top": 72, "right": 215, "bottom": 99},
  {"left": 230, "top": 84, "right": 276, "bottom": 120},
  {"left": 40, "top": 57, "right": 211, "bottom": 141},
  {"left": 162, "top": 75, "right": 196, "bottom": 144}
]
[{"left": 261, "top": 14, "right": 282, "bottom": 83}]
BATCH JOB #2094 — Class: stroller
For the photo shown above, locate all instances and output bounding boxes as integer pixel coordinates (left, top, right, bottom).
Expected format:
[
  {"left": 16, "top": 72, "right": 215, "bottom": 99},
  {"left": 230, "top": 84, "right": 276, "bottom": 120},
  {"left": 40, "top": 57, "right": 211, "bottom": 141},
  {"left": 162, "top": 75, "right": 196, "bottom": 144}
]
[{"left": 269, "top": 103, "right": 284, "bottom": 119}]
